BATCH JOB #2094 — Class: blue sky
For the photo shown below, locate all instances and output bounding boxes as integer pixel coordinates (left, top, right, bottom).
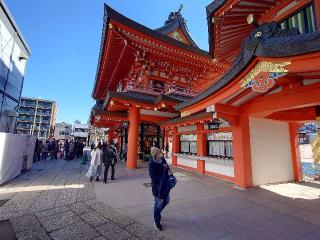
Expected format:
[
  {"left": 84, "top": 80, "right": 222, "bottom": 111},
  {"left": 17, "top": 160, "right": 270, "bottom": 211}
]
[{"left": 6, "top": 0, "right": 211, "bottom": 124}]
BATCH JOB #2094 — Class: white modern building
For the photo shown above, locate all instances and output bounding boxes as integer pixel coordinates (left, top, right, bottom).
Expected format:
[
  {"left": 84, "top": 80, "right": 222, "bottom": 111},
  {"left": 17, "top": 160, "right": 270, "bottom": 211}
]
[
  {"left": 54, "top": 122, "right": 72, "bottom": 141},
  {"left": 72, "top": 120, "right": 89, "bottom": 141},
  {"left": 0, "top": 0, "right": 31, "bottom": 133}
]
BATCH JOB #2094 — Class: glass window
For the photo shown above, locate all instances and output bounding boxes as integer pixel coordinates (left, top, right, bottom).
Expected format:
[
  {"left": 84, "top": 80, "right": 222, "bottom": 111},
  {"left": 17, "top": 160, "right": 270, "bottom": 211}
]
[
  {"left": 208, "top": 140, "right": 233, "bottom": 159},
  {"left": 180, "top": 141, "right": 190, "bottom": 153},
  {"left": 180, "top": 134, "right": 197, "bottom": 155},
  {"left": 281, "top": 5, "right": 316, "bottom": 34}
]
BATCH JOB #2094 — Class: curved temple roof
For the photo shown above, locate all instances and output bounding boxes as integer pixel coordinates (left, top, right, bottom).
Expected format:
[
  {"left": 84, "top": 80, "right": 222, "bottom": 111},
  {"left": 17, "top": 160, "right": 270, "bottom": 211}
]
[
  {"left": 92, "top": 4, "right": 214, "bottom": 100},
  {"left": 155, "top": 4, "right": 199, "bottom": 48},
  {"left": 176, "top": 23, "right": 320, "bottom": 111}
]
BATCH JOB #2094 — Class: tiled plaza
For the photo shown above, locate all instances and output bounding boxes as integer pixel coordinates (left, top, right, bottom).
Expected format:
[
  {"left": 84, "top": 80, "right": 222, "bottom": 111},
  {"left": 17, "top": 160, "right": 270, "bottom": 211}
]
[
  {"left": 1, "top": 159, "right": 320, "bottom": 240},
  {"left": 0, "top": 160, "right": 168, "bottom": 240}
]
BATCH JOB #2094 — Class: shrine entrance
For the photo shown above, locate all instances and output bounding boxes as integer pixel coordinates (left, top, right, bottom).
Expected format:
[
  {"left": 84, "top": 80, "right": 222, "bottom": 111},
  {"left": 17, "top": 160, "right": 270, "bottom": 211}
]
[{"left": 119, "top": 122, "right": 163, "bottom": 162}]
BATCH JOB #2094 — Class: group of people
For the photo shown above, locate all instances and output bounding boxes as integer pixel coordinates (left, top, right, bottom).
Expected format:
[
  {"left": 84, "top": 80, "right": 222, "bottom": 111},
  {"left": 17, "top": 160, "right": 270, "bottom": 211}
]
[
  {"left": 63, "top": 140, "right": 85, "bottom": 160},
  {"left": 34, "top": 138, "right": 86, "bottom": 161},
  {"left": 86, "top": 140, "right": 118, "bottom": 183}
]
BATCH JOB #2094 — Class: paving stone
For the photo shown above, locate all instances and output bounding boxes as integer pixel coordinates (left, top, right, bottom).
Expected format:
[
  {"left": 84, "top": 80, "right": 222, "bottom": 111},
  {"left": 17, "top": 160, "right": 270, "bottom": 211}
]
[
  {"left": 80, "top": 210, "right": 110, "bottom": 227},
  {"left": 83, "top": 199, "right": 100, "bottom": 206},
  {"left": 69, "top": 201, "right": 92, "bottom": 215},
  {"left": 10, "top": 214, "right": 41, "bottom": 233},
  {"left": 90, "top": 202, "right": 136, "bottom": 227},
  {"left": 16, "top": 226, "right": 50, "bottom": 240},
  {"left": 92, "top": 237, "right": 108, "bottom": 240},
  {"left": 50, "top": 221, "right": 100, "bottom": 240},
  {"left": 127, "top": 237, "right": 140, "bottom": 240},
  {"left": 35, "top": 205, "right": 69, "bottom": 219},
  {"left": 0, "top": 209, "right": 28, "bottom": 221},
  {"left": 96, "top": 223, "right": 134, "bottom": 240},
  {"left": 0, "top": 219, "right": 16, "bottom": 240},
  {"left": 106, "top": 211, "right": 136, "bottom": 228},
  {"left": 126, "top": 222, "right": 161, "bottom": 240},
  {"left": 39, "top": 210, "right": 80, "bottom": 232}
]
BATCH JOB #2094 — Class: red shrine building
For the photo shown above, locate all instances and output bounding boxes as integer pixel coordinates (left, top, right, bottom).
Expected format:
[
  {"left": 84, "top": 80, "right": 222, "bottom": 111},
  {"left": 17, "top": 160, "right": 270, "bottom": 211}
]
[{"left": 91, "top": 1, "right": 320, "bottom": 189}]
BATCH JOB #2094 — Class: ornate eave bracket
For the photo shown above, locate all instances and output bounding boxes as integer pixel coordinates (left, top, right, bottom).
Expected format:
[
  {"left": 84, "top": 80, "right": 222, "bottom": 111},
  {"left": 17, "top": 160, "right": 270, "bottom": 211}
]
[{"left": 240, "top": 61, "right": 291, "bottom": 93}]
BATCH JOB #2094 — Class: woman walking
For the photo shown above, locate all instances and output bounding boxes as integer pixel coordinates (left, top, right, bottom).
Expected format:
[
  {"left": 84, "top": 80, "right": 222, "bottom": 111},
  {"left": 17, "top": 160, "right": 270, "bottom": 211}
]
[
  {"left": 148, "top": 147, "right": 170, "bottom": 231},
  {"left": 86, "top": 143, "right": 103, "bottom": 181}
]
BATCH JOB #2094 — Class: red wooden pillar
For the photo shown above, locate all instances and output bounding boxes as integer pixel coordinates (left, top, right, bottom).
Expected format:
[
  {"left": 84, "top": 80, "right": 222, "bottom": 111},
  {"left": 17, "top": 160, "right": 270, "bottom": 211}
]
[
  {"left": 232, "top": 115, "right": 253, "bottom": 189},
  {"left": 108, "top": 128, "right": 115, "bottom": 143},
  {"left": 127, "top": 107, "right": 139, "bottom": 169},
  {"left": 289, "top": 123, "right": 303, "bottom": 181},
  {"left": 172, "top": 126, "right": 179, "bottom": 166},
  {"left": 197, "top": 123, "right": 206, "bottom": 174}
]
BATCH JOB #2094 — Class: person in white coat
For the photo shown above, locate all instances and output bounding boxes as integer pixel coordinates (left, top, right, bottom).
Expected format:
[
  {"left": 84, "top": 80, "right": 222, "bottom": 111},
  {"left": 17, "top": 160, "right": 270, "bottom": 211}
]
[{"left": 86, "top": 142, "right": 103, "bottom": 181}]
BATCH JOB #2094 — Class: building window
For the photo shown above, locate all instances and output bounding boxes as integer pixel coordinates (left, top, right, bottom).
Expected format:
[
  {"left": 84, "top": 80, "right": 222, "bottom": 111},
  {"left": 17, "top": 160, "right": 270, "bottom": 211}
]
[
  {"left": 207, "top": 132, "right": 233, "bottom": 159},
  {"left": 281, "top": 5, "right": 316, "bottom": 34},
  {"left": 180, "top": 134, "right": 197, "bottom": 155}
]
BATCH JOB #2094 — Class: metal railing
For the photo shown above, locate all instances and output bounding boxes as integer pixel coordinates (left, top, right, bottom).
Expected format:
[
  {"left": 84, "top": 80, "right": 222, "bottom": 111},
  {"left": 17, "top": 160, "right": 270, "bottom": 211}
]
[{"left": 19, "top": 110, "right": 35, "bottom": 115}]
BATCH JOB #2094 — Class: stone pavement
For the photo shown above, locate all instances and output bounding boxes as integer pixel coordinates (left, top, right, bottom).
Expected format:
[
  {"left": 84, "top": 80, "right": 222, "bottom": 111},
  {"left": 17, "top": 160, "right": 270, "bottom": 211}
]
[
  {"left": 0, "top": 159, "right": 169, "bottom": 240},
  {"left": 95, "top": 162, "right": 320, "bottom": 240}
]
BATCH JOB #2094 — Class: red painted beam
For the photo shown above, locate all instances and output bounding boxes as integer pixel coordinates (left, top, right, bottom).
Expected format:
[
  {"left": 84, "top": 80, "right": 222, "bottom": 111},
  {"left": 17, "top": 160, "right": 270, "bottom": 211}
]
[
  {"left": 266, "top": 107, "right": 316, "bottom": 122},
  {"left": 241, "top": 82, "right": 320, "bottom": 117}
]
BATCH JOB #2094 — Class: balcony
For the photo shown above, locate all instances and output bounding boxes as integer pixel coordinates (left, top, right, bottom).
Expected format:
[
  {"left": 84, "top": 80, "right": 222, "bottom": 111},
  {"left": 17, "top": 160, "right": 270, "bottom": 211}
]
[
  {"left": 164, "top": 85, "right": 198, "bottom": 97},
  {"left": 20, "top": 103, "right": 36, "bottom": 108},
  {"left": 38, "top": 104, "right": 52, "bottom": 110},
  {"left": 35, "top": 120, "right": 50, "bottom": 124},
  {"left": 36, "top": 112, "right": 51, "bottom": 116},
  {"left": 17, "top": 124, "right": 32, "bottom": 129},
  {"left": 19, "top": 110, "right": 35, "bottom": 115},
  {"left": 121, "top": 82, "right": 198, "bottom": 97},
  {"left": 18, "top": 118, "right": 33, "bottom": 122},
  {"left": 122, "top": 82, "right": 164, "bottom": 96}
]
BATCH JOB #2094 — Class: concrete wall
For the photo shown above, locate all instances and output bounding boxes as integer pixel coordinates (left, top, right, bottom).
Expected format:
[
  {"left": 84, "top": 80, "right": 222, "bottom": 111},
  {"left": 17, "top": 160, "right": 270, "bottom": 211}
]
[
  {"left": 250, "top": 118, "right": 294, "bottom": 186},
  {"left": 0, "top": 133, "right": 36, "bottom": 185}
]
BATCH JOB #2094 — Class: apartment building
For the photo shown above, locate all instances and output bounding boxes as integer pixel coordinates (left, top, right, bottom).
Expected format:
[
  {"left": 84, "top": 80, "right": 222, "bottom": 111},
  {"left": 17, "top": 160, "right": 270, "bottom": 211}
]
[{"left": 16, "top": 97, "right": 57, "bottom": 138}]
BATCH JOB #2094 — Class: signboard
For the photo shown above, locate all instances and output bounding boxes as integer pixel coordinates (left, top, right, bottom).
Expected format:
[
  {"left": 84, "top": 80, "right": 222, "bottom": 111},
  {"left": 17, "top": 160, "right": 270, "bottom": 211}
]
[{"left": 208, "top": 122, "right": 220, "bottom": 130}]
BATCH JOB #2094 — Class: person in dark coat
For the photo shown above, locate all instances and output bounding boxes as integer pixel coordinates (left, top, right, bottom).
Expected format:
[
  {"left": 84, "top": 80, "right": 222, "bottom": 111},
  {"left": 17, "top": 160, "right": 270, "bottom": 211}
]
[
  {"left": 64, "top": 140, "right": 70, "bottom": 160},
  {"left": 148, "top": 147, "right": 170, "bottom": 231},
  {"left": 102, "top": 141, "right": 117, "bottom": 183}
]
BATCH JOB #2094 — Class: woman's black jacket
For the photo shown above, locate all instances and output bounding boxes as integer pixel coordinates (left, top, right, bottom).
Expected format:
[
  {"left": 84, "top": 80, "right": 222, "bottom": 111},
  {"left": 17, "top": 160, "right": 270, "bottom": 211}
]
[{"left": 148, "top": 157, "right": 170, "bottom": 199}]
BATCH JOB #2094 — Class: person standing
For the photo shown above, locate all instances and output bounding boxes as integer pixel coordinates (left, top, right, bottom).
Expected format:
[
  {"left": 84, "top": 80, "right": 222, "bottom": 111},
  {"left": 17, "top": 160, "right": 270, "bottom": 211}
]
[
  {"left": 34, "top": 139, "right": 42, "bottom": 162},
  {"left": 42, "top": 140, "right": 49, "bottom": 160},
  {"left": 54, "top": 140, "right": 59, "bottom": 160},
  {"left": 69, "top": 140, "right": 75, "bottom": 160},
  {"left": 148, "top": 147, "right": 170, "bottom": 231},
  {"left": 102, "top": 141, "right": 117, "bottom": 183},
  {"left": 49, "top": 139, "right": 56, "bottom": 160},
  {"left": 86, "top": 142, "right": 103, "bottom": 181},
  {"left": 64, "top": 140, "right": 70, "bottom": 160}
]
